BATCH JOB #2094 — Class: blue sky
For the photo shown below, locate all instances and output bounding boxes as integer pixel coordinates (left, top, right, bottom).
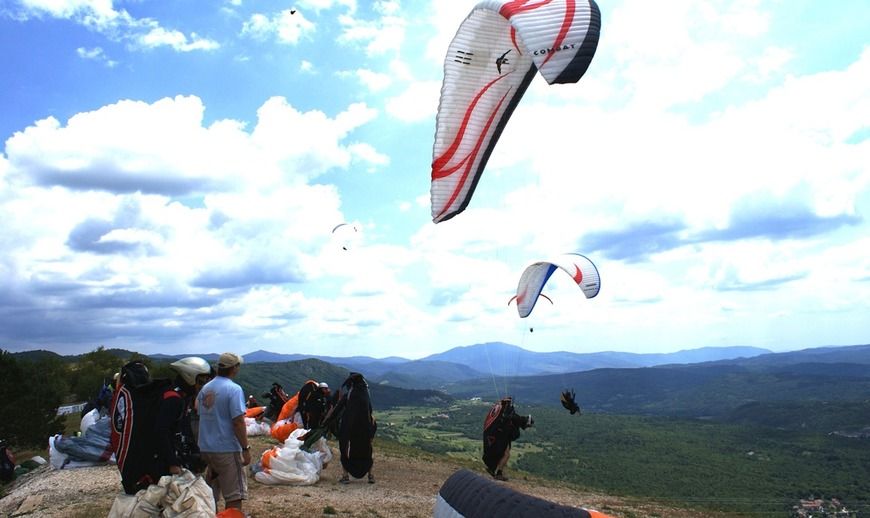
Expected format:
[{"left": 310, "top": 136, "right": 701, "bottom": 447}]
[{"left": 0, "top": 0, "right": 868, "bottom": 359}]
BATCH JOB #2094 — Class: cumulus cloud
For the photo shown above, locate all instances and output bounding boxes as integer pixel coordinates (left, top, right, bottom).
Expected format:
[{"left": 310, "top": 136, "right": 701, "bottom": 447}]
[
  {"left": 138, "top": 28, "right": 219, "bottom": 52},
  {"left": 241, "top": 9, "right": 314, "bottom": 44},
  {"left": 4, "top": 95, "right": 384, "bottom": 195},
  {"left": 337, "top": 4, "right": 405, "bottom": 56},
  {"left": 12, "top": 0, "right": 219, "bottom": 52},
  {"left": 579, "top": 198, "right": 861, "bottom": 262},
  {"left": 0, "top": 94, "right": 391, "bottom": 350}
]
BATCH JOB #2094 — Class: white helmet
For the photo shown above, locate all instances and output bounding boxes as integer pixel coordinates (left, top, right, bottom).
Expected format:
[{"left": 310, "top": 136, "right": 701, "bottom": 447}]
[{"left": 170, "top": 357, "right": 211, "bottom": 386}]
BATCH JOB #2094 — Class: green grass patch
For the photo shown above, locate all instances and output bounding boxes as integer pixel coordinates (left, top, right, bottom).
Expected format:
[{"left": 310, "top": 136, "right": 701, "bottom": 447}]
[{"left": 375, "top": 402, "right": 870, "bottom": 517}]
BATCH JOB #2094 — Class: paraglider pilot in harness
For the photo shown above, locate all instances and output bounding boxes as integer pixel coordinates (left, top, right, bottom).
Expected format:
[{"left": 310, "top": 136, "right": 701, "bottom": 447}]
[
  {"left": 160, "top": 357, "right": 214, "bottom": 476},
  {"left": 561, "top": 389, "right": 581, "bottom": 415},
  {"left": 309, "top": 373, "right": 376, "bottom": 484},
  {"left": 482, "top": 396, "right": 533, "bottom": 481},
  {"left": 111, "top": 357, "right": 213, "bottom": 495}
]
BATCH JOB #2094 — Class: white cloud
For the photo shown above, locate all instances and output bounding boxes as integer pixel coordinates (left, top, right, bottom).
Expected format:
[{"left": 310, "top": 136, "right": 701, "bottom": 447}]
[
  {"left": 297, "top": 0, "right": 356, "bottom": 14},
  {"left": 337, "top": 9, "right": 405, "bottom": 56},
  {"left": 15, "top": 0, "right": 219, "bottom": 52},
  {"left": 747, "top": 46, "right": 794, "bottom": 82},
  {"left": 355, "top": 69, "right": 392, "bottom": 92},
  {"left": 241, "top": 10, "right": 314, "bottom": 44},
  {"left": 19, "top": 0, "right": 122, "bottom": 27},
  {"left": 348, "top": 142, "right": 390, "bottom": 171},
  {"left": 137, "top": 28, "right": 219, "bottom": 52},
  {"left": 5, "top": 95, "right": 385, "bottom": 195},
  {"left": 385, "top": 80, "right": 440, "bottom": 122},
  {"left": 0, "top": 93, "right": 403, "bottom": 351},
  {"left": 76, "top": 46, "right": 117, "bottom": 66}
]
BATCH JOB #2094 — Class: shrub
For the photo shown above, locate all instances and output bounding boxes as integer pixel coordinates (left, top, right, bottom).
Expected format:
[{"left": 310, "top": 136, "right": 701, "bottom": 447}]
[{"left": 0, "top": 351, "right": 67, "bottom": 447}]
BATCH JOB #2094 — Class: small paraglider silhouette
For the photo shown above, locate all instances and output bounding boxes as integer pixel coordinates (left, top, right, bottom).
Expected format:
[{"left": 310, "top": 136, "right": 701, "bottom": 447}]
[
  {"left": 331, "top": 223, "right": 358, "bottom": 251},
  {"left": 560, "top": 389, "right": 581, "bottom": 415}
]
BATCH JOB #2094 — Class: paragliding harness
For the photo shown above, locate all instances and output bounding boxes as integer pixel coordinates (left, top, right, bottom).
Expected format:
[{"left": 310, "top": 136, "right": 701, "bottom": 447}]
[
  {"left": 301, "top": 373, "right": 375, "bottom": 457},
  {"left": 110, "top": 360, "right": 198, "bottom": 494},
  {"left": 484, "top": 397, "right": 532, "bottom": 442},
  {"left": 560, "top": 389, "right": 581, "bottom": 415},
  {"left": 482, "top": 397, "right": 533, "bottom": 477},
  {"left": 261, "top": 383, "right": 290, "bottom": 422},
  {"left": 296, "top": 380, "right": 329, "bottom": 429},
  {"left": 0, "top": 440, "right": 15, "bottom": 483}
]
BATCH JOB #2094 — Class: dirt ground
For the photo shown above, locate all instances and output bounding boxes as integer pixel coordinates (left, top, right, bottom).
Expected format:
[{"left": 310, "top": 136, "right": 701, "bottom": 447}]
[{"left": 0, "top": 437, "right": 730, "bottom": 518}]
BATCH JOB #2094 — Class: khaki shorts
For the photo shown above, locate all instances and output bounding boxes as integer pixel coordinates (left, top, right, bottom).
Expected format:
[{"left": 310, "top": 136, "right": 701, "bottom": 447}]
[{"left": 202, "top": 451, "right": 248, "bottom": 503}]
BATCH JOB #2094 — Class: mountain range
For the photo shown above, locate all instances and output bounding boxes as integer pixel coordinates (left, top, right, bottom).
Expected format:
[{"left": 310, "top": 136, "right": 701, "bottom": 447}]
[
  {"left": 9, "top": 342, "right": 869, "bottom": 428},
  {"left": 440, "top": 343, "right": 870, "bottom": 430},
  {"left": 144, "top": 343, "right": 777, "bottom": 389}
]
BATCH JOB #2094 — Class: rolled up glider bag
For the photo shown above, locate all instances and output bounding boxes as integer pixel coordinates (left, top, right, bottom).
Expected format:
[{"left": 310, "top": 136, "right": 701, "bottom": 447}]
[{"left": 434, "top": 469, "right": 613, "bottom": 518}]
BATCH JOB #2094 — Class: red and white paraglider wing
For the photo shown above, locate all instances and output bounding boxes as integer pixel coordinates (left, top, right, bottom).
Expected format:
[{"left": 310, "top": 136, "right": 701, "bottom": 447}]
[
  {"left": 430, "top": 0, "right": 602, "bottom": 223},
  {"left": 501, "top": 0, "right": 602, "bottom": 85},
  {"left": 431, "top": 5, "right": 536, "bottom": 223}
]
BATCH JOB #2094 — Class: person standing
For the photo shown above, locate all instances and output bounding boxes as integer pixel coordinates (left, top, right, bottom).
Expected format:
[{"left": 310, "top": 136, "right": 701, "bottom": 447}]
[
  {"left": 197, "top": 352, "right": 251, "bottom": 513},
  {"left": 329, "top": 373, "right": 377, "bottom": 484},
  {"left": 482, "top": 396, "right": 533, "bottom": 481},
  {"left": 157, "top": 357, "right": 213, "bottom": 476}
]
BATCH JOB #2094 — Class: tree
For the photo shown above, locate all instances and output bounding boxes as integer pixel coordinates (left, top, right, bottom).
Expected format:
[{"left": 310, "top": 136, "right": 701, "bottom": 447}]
[
  {"left": 0, "top": 350, "right": 66, "bottom": 447},
  {"left": 68, "top": 346, "right": 125, "bottom": 402}
]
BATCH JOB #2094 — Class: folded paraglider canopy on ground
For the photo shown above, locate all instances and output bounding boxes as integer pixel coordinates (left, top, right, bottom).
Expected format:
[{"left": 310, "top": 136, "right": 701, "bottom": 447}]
[{"left": 435, "top": 469, "right": 614, "bottom": 518}]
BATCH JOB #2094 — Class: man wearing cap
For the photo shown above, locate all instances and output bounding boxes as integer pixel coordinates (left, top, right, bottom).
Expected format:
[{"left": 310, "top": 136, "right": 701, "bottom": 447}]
[{"left": 197, "top": 352, "right": 251, "bottom": 513}]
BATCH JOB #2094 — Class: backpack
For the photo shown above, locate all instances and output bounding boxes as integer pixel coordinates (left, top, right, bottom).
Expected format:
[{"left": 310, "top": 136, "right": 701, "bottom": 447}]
[
  {"left": 262, "top": 383, "right": 290, "bottom": 422},
  {"left": 109, "top": 361, "right": 178, "bottom": 494},
  {"left": 0, "top": 440, "right": 15, "bottom": 483},
  {"left": 296, "top": 380, "right": 326, "bottom": 429}
]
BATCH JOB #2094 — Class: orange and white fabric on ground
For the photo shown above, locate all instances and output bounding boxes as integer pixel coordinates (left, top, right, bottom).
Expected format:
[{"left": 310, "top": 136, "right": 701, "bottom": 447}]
[{"left": 253, "top": 428, "right": 333, "bottom": 486}]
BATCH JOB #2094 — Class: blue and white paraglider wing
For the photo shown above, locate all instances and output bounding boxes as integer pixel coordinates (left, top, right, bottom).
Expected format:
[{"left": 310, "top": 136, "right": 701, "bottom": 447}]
[
  {"left": 514, "top": 253, "right": 600, "bottom": 318},
  {"left": 431, "top": 0, "right": 601, "bottom": 223}
]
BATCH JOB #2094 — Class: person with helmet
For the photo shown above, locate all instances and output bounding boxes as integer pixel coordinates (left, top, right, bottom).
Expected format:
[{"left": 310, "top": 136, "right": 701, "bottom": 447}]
[{"left": 156, "top": 356, "right": 214, "bottom": 477}]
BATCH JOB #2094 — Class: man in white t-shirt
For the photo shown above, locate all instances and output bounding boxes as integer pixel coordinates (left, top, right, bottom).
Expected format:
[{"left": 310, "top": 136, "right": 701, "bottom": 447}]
[{"left": 197, "top": 352, "right": 251, "bottom": 513}]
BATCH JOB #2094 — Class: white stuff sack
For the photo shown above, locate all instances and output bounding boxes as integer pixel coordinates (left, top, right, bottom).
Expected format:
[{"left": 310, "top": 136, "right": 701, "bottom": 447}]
[
  {"left": 254, "top": 428, "right": 332, "bottom": 486},
  {"left": 107, "top": 469, "right": 215, "bottom": 518}
]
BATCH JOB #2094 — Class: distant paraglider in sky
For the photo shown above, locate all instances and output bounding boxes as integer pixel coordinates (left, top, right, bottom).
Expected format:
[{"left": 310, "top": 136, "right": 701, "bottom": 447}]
[
  {"left": 513, "top": 253, "right": 600, "bottom": 318},
  {"left": 430, "top": 0, "right": 601, "bottom": 223},
  {"left": 331, "top": 223, "right": 359, "bottom": 251}
]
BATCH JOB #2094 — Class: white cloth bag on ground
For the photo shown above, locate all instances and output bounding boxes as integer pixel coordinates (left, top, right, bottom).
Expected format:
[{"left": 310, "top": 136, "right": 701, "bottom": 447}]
[
  {"left": 254, "top": 428, "right": 333, "bottom": 485},
  {"left": 80, "top": 408, "right": 99, "bottom": 434},
  {"left": 107, "top": 469, "right": 215, "bottom": 518},
  {"left": 244, "top": 417, "right": 271, "bottom": 436}
]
